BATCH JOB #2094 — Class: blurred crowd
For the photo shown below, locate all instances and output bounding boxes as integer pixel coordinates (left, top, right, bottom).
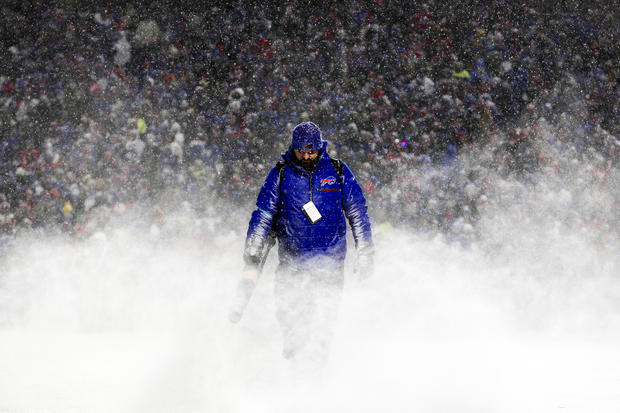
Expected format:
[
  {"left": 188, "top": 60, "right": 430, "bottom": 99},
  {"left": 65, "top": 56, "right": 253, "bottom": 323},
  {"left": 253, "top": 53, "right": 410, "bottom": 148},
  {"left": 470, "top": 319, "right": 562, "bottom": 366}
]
[{"left": 0, "top": 1, "right": 618, "bottom": 245}]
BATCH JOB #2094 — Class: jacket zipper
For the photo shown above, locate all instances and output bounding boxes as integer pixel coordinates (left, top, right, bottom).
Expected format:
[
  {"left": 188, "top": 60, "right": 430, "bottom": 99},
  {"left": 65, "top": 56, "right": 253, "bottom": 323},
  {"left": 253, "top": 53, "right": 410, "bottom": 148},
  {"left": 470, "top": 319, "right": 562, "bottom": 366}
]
[{"left": 309, "top": 172, "right": 314, "bottom": 247}]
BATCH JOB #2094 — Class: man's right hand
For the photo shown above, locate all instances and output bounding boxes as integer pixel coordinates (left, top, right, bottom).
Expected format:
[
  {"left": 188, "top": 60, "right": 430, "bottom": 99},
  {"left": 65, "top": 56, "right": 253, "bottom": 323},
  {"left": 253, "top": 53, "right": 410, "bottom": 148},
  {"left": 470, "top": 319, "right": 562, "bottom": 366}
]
[
  {"left": 245, "top": 254, "right": 261, "bottom": 267},
  {"left": 243, "top": 237, "right": 264, "bottom": 268}
]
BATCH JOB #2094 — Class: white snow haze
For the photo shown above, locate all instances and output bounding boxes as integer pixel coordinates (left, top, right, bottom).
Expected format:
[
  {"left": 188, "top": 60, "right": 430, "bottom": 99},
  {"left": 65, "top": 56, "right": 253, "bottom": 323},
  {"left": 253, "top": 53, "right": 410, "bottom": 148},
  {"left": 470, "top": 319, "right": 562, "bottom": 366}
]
[{"left": 0, "top": 130, "right": 619, "bottom": 413}]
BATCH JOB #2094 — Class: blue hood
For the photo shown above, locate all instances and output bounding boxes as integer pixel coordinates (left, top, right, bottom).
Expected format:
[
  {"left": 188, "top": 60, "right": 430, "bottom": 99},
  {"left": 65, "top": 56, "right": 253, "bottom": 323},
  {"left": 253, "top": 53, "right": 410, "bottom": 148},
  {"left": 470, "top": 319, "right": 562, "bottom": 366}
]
[{"left": 290, "top": 121, "right": 326, "bottom": 151}]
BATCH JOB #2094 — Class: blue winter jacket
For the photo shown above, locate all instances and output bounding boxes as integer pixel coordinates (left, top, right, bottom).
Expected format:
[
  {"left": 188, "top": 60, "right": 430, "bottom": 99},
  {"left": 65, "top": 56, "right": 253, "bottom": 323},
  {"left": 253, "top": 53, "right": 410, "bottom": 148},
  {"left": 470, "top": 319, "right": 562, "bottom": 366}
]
[{"left": 246, "top": 148, "right": 372, "bottom": 271}]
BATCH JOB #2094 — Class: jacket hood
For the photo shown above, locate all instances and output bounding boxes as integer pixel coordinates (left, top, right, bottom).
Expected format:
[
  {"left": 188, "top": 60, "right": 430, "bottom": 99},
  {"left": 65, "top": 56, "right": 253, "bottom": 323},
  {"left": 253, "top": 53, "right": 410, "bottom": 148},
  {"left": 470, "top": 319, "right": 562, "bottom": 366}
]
[{"left": 290, "top": 121, "right": 326, "bottom": 151}]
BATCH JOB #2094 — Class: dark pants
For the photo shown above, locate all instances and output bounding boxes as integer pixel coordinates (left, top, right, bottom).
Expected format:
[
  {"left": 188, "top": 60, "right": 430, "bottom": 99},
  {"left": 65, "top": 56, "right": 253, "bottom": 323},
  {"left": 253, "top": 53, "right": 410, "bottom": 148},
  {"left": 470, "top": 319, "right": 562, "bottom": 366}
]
[{"left": 274, "top": 264, "right": 344, "bottom": 363}]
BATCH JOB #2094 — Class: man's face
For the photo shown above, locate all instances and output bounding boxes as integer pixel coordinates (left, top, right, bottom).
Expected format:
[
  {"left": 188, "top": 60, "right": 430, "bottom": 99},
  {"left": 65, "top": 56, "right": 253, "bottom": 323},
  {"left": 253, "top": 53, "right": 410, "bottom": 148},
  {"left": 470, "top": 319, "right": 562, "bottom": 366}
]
[{"left": 294, "top": 149, "right": 319, "bottom": 166}]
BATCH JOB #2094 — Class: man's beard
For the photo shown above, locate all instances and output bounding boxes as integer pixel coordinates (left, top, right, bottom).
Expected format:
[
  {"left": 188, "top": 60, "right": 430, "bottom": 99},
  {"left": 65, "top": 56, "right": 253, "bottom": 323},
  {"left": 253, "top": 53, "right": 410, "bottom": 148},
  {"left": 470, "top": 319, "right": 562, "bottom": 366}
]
[{"left": 294, "top": 154, "right": 320, "bottom": 172}]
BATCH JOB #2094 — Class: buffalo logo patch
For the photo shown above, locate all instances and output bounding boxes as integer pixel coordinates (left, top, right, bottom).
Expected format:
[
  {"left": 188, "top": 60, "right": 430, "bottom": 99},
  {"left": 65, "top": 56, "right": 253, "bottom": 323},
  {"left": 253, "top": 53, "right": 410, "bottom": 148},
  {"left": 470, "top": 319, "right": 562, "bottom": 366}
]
[{"left": 320, "top": 176, "right": 337, "bottom": 186}]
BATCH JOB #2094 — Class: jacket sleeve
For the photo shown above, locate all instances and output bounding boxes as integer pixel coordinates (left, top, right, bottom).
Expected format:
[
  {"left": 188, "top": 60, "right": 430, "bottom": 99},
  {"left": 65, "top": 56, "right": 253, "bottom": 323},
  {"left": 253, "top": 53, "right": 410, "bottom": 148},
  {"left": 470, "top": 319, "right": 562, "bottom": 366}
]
[
  {"left": 244, "top": 166, "right": 281, "bottom": 263},
  {"left": 340, "top": 162, "right": 373, "bottom": 253}
]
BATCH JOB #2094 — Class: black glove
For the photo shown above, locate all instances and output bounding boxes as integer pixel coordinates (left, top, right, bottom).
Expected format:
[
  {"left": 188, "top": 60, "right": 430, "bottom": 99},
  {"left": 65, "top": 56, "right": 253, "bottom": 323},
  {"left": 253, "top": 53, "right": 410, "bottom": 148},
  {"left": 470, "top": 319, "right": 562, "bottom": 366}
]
[{"left": 243, "top": 237, "right": 263, "bottom": 269}]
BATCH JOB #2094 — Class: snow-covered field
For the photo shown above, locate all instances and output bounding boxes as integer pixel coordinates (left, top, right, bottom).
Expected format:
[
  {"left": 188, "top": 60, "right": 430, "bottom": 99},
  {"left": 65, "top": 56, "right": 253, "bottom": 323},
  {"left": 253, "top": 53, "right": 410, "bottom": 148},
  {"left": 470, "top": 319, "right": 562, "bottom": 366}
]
[{"left": 1, "top": 197, "right": 618, "bottom": 413}]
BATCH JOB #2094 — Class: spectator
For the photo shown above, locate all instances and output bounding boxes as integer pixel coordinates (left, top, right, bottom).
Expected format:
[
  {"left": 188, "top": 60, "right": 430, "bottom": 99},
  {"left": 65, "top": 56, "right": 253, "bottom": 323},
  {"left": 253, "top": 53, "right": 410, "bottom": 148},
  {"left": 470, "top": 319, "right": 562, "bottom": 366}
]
[{"left": 0, "top": 1, "right": 616, "bottom": 247}]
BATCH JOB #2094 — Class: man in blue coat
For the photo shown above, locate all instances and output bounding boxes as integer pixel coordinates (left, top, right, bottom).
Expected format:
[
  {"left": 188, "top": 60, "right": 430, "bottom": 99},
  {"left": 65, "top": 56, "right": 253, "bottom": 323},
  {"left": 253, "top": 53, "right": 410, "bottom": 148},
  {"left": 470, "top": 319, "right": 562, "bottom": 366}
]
[{"left": 233, "top": 121, "right": 373, "bottom": 362}]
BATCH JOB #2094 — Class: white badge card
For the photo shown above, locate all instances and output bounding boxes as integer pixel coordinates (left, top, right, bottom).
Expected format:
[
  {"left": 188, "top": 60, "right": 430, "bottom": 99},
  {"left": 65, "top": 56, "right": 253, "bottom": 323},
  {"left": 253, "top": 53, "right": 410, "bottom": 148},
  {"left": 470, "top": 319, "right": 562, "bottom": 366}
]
[{"left": 301, "top": 201, "right": 322, "bottom": 224}]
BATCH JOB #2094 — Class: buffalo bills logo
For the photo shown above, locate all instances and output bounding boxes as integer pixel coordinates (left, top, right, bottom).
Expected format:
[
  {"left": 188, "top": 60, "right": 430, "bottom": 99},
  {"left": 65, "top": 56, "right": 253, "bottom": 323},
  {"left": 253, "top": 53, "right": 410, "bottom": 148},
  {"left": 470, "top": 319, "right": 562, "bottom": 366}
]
[{"left": 320, "top": 176, "right": 337, "bottom": 186}]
